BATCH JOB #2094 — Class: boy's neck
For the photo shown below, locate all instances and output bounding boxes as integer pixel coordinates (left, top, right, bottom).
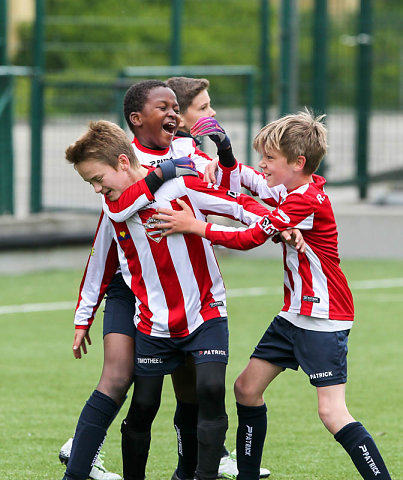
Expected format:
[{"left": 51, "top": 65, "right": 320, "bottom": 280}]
[
  {"left": 130, "top": 165, "right": 149, "bottom": 183},
  {"left": 285, "top": 174, "right": 313, "bottom": 192}
]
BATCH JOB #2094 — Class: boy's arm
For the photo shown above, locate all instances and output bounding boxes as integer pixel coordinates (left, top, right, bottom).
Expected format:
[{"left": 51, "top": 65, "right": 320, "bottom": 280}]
[
  {"left": 191, "top": 117, "right": 237, "bottom": 189},
  {"left": 155, "top": 198, "right": 273, "bottom": 250},
  {"left": 205, "top": 191, "right": 315, "bottom": 250},
  {"left": 155, "top": 177, "right": 306, "bottom": 251},
  {"left": 73, "top": 212, "right": 118, "bottom": 357},
  {"left": 103, "top": 157, "right": 198, "bottom": 222},
  {"left": 191, "top": 117, "right": 281, "bottom": 202}
]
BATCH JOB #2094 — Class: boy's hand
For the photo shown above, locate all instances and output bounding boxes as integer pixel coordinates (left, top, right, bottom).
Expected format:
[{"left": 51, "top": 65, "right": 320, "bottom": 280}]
[
  {"left": 280, "top": 228, "right": 306, "bottom": 253},
  {"left": 153, "top": 199, "right": 207, "bottom": 237},
  {"left": 158, "top": 157, "right": 198, "bottom": 181},
  {"left": 190, "top": 117, "right": 231, "bottom": 151},
  {"left": 203, "top": 157, "right": 219, "bottom": 184},
  {"left": 72, "top": 328, "right": 92, "bottom": 359}
]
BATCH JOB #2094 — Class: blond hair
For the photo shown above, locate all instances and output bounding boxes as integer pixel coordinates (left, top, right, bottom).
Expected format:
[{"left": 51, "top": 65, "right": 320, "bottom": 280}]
[
  {"left": 66, "top": 120, "right": 139, "bottom": 169},
  {"left": 253, "top": 109, "right": 328, "bottom": 174}
]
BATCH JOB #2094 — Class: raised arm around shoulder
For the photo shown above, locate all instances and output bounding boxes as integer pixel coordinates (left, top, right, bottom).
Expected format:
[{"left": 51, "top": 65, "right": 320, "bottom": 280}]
[{"left": 102, "top": 177, "right": 155, "bottom": 221}]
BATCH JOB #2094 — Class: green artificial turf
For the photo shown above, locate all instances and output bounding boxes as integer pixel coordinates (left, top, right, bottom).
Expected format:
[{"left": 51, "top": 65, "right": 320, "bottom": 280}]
[{"left": 0, "top": 256, "right": 401, "bottom": 479}]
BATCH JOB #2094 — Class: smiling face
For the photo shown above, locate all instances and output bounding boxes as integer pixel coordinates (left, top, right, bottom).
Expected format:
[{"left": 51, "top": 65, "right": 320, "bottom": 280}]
[
  {"left": 129, "top": 86, "right": 180, "bottom": 149},
  {"left": 180, "top": 89, "right": 216, "bottom": 133},
  {"left": 258, "top": 148, "right": 308, "bottom": 190},
  {"left": 75, "top": 155, "right": 138, "bottom": 201}
]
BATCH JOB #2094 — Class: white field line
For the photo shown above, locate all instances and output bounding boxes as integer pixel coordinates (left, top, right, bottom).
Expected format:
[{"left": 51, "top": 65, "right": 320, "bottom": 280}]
[{"left": 0, "top": 278, "right": 402, "bottom": 316}]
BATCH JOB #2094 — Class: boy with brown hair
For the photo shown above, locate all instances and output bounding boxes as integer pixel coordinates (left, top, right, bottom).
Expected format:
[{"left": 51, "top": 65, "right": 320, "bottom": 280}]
[
  {"left": 65, "top": 119, "right": 281, "bottom": 480},
  {"left": 154, "top": 110, "right": 392, "bottom": 480},
  {"left": 166, "top": 77, "right": 216, "bottom": 138},
  {"left": 166, "top": 75, "right": 271, "bottom": 479}
]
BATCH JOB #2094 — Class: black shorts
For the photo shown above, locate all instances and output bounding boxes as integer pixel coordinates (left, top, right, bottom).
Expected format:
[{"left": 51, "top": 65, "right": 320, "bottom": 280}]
[
  {"left": 103, "top": 273, "right": 136, "bottom": 338},
  {"left": 251, "top": 315, "right": 350, "bottom": 387},
  {"left": 135, "top": 316, "right": 229, "bottom": 376}
]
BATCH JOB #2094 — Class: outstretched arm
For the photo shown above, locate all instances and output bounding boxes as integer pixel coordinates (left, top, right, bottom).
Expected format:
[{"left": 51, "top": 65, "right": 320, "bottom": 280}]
[
  {"left": 155, "top": 199, "right": 208, "bottom": 238},
  {"left": 155, "top": 198, "right": 306, "bottom": 252}
]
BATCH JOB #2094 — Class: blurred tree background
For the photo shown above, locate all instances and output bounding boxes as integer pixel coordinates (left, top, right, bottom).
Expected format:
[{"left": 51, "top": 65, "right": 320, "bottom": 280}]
[{"left": 10, "top": 0, "right": 403, "bottom": 111}]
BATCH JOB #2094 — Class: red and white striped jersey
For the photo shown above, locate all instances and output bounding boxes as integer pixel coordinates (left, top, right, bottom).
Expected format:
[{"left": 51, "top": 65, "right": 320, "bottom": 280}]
[
  {"left": 74, "top": 135, "right": 214, "bottom": 329},
  {"left": 206, "top": 167, "right": 354, "bottom": 323},
  {"left": 76, "top": 173, "right": 269, "bottom": 338}
]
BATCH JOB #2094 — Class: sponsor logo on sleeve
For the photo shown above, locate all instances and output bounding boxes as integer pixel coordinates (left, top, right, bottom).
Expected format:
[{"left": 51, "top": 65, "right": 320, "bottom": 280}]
[
  {"left": 260, "top": 216, "right": 276, "bottom": 235},
  {"left": 302, "top": 295, "right": 320, "bottom": 303},
  {"left": 209, "top": 301, "right": 224, "bottom": 308},
  {"left": 226, "top": 190, "right": 241, "bottom": 199}
]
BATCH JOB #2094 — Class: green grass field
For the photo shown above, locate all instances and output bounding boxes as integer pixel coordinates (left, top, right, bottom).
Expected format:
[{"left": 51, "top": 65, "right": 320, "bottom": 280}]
[{"left": 0, "top": 255, "right": 401, "bottom": 479}]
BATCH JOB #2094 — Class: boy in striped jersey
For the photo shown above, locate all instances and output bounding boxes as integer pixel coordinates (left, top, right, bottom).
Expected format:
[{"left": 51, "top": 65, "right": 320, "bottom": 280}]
[
  {"left": 65, "top": 120, "right": 278, "bottom": 480},
  {"left": 155, "top": 110, "right": 392, "bottom": 480},
  {"left": 60, "top": 80, "right": 233, "bottom": 480}
]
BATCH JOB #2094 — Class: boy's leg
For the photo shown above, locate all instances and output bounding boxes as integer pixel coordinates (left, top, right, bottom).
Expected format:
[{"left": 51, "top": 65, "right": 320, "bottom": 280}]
[
  {"left": 317, "top": 385, "right": 391, "bottom": 479},
  {"left": 194, "top": 361, "right": 228, "bottom": 480},
  {"left": 235, "top": 358, "right": 282, "bottom": 480},
  {"left": 63, "top": 390, "right": 120, "bottom": 480},
  {"left": 63, "top": 333, "right": 134, "bottom": 480},
  {"left": 121, "top": 375, "right": 164, "bottom": 480},
  {"left": 171, "top": 357, "right": 199, "bottom": 479}
]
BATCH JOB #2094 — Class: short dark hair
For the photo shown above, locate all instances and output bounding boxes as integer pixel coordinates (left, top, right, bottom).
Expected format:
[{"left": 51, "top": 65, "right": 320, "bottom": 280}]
[
  {"left": 123, "top": 80, "right": 169, "bottom": 133},
  {"left": 166, "top": 76, "right": 210, "bottom": 113}
]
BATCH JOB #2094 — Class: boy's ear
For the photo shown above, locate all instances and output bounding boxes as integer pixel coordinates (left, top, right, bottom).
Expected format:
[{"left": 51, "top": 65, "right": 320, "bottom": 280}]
[
  {"left": 130, "top": 112, "right": 142, "bottom": 127},
  {"left": 178, "top": 114, "right": 186, "bottom": 129},
  {"left": 118, "top": 154, "right": 131, "bottom": 170},
  {"left": 295, "top": 155, "right": 307, "bottom": 171}
]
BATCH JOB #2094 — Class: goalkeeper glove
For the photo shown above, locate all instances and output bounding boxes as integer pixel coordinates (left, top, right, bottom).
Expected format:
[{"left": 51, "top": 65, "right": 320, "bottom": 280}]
[
  {"left": 158, "top": 157, "right": 198, "bottom": 181},
  {"left": 190, "top": 117, "right": 231, "bottom": 151}
]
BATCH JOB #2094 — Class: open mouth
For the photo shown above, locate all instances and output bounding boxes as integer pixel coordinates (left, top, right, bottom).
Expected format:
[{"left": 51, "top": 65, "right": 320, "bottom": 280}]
[{"left": 162, "top": 122, "right": 177, "bottom": 135}]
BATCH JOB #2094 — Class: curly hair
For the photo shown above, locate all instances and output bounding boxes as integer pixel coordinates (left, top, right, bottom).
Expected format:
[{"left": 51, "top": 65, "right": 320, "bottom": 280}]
[{"left": 123, "top": 80, "right": 169, "bottom": 133}]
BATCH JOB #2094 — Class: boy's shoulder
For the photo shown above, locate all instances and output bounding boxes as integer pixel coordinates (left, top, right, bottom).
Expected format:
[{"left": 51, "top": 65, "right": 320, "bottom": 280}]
[
  {"left": 287, "top": 175, "right": 328, "bottom": 202},
  {"left": 171, "top": 135, "right": 197, "bottom": 154},
  {"left": 282, "top": 175, "right": 334, "bottom": 218}
]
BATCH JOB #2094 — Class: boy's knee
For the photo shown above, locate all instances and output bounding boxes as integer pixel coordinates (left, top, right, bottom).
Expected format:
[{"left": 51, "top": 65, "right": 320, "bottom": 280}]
[
  {"left": 234, "top": 376, "right": 261, "bottom": 405},
  {"left": 97, "top": 371, "right": 133, "bottom": 403},
  {"left": 198, "top": 378, "right": 225, "bottom": 402}
]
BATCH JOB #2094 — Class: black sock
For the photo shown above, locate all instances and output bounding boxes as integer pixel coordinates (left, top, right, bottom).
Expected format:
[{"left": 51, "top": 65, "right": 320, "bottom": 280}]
[
  {"left": 174, "top": 401, "right": 199, "bottom": 479},
  {"left": 334, "top": 421, "right": 391, "bottom": 479},
  {"left": 65, "top": 390, "right": 119, "bottom": 480},
  {"left": 236, "top": 402, "right": 267, "bottom": 480},
  {"left": 195, "top": 414, "right": 228, "bottom": 480},
  {"left": 121, "top": 420, "right": 151, "bottom": 480}
]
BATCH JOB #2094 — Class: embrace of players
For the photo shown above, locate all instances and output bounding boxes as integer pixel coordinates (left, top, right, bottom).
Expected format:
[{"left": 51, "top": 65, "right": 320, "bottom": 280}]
[{"left": 60, "top": 77, "right": 392, "bottom": 480}]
